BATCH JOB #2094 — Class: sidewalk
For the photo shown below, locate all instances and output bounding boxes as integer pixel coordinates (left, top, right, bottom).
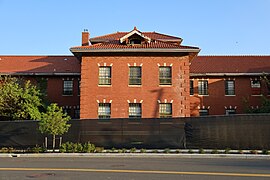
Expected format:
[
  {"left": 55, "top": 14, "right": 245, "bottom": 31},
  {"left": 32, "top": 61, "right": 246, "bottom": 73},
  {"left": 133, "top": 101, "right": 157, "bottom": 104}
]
[{"left": 1, "top": 153, "right": 270, "bottom": 159}]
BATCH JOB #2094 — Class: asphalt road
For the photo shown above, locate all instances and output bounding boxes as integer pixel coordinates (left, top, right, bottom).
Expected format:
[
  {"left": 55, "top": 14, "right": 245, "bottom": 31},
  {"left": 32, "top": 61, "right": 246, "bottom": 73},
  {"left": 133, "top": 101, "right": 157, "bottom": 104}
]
[{"left": 0, "top": 156, "right": 269, "bottom": 180}]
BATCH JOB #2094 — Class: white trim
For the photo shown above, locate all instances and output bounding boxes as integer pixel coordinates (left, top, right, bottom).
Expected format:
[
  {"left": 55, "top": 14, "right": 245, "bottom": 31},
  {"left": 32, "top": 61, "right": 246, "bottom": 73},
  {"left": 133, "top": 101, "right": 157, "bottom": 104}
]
[
  {"left": 140, "top": 63, "right": 143, "bottom": 67},
  {"left": 140, "top": 100, "right": 143, "bottom": 103},
  {"left": 127, "top": 100, "right": 131, "bottom": 103},
  {"left": 96, "top": 100, "right": 100, "bottom": 103},
  {"left": 119, "top": 29, "right": 151, "bottom": 43}
]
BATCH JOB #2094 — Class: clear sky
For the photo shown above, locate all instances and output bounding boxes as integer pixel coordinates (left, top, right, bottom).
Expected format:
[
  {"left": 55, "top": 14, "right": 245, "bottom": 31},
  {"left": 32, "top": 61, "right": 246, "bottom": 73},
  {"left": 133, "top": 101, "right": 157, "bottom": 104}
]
[{"left": 0, "top": 0, "right": 269, "bottom": 55}]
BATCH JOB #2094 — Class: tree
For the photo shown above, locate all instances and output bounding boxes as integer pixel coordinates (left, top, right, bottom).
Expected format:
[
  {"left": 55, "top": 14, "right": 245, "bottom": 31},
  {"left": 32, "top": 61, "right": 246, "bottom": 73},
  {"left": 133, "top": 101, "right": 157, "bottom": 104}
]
[
  {"left": 0, "top": 76, "right": 43, "bottom": 120},
  {"left": 39, "top": 103, "right": 71, "bottom": 151}
]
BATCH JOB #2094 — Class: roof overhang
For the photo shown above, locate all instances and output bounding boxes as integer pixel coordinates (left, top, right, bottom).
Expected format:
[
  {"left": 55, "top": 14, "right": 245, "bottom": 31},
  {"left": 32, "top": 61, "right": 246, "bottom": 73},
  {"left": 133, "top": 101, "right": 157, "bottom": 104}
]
[
  {"left": 0, "top": 72, "right": 81, "bottom": 76},
  {"left": 70, "top": 48, "right": 200, "bottom": 53},
  {"left": 190, "top": 73, "right": 270, "bottom": 77}
]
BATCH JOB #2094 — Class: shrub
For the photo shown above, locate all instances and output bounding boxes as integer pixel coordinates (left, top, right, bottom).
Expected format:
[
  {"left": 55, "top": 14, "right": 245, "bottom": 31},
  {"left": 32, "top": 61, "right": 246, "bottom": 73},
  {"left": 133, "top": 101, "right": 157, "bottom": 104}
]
[
  {"left": 130, "top": 147, "right": 136, "bottom": 153},
  {"left": 262, "top": 149, "right": 269, "bottom": 155},
  {"left": 140, "top": 149, "right": 146, "bottom": 153},
  {"left": 82, "top": 142, "right": 95, "bottom": 153},
  {"left": 121, "top": 148, "right": 127, "bottom": 153},
  {"left": 188, "top": 149, "right": 193, "bottom": 154},
  {"left": 95, "top": 147, "right": 104, "bottom": 153},
  {"left": 250, "top": 150, "right": 258, "bottom": 154},
  {"left": 224, "top": 148, "right": 231, "bottom": 154},
  {"left": 211, "top": 149, "right": 219, "bottom": 154},
  {"left": 60, "top": 143, "right": 67, "bottom": 153},
  {"left": 238, "top": 149, "right": 244, "bottom": 154},
  {"left": 199, "top": 148, "right": 205, "bottom": 154},
  {"left": 0, "top": 147, "right": 9, "bottom": 153},
  {"left": 32, "top": 145, "right": 45, "bottom": 153},
  {"left": 164, "top": 148, "right": 170, "bottom": 154}
]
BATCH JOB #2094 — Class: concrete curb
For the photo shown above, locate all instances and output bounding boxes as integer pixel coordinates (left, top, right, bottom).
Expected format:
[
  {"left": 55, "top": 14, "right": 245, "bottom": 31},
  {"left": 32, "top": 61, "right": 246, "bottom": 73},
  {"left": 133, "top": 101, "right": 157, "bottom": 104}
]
[{"left": 1, "top": 153, "right": 270, "bottom": 159}]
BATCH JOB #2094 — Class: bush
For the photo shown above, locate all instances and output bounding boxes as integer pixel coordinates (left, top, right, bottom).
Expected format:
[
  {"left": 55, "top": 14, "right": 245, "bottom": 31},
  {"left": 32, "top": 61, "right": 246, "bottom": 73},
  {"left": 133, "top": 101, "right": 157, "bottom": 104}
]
[
  {"left": 140, "top": 149, "right": 146, "bottom": 153},
  {"left": 262, "top": 149, "right": 269, "bottom": 155},
  {"left": 224, "top": 148, "right": 231, "bottom": 154},
  {"left": 199, "top": 148, "right": 205, "bottom": 154},
  {"left": 60, "top": 142, "right": 96, "bottom": 153},
  {"left": 188, "top": 149, "right": 193, "bottom": 154},
  {"left": 82, "top": 142, "right": 95, "bottom": 153},
  {"left": 32, "top": 145, "right": 45, "bottom": 153},
  {"left": 164, "top": 148, "right": 170, "bottom": 154},
  {"left": 130, "top": 147, "right": 136, "bottom": 153},
  {"left": 250, "top": 150, "right": 258, "bottom": 154},
  {"left": 211, "top": 149, "right": 219, "bottom": 154},
  {"left": 95, "top": 147, "right": 104, "bottom": 153}
]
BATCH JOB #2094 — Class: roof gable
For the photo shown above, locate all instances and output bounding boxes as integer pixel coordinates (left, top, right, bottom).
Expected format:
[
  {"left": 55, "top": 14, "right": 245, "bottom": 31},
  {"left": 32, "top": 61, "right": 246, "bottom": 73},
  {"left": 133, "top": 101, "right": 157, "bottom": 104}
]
[{"left": 119, "top": 27, "right": 151, "bottom": 44}]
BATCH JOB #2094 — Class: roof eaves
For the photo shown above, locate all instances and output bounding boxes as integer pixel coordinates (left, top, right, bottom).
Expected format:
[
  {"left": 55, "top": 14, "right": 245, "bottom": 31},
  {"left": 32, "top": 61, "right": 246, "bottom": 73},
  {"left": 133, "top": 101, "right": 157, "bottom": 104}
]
[
  {"left": 190, "top": 73, "right": 269, "bottom": 77},
  {"left": 70, "top": 48, "right": 200, "bottom": 53}
]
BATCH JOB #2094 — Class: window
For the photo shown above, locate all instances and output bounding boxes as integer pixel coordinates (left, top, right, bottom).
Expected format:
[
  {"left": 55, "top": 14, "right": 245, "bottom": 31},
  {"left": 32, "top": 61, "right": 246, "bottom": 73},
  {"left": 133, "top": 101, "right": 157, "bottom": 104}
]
[
  {"left": 130, "top": 39, "right": 141, "bottom": 45},
  {"left": 98, "top": 103, "right": 111, "bottom": 119},
  {"left": 74, "top": 109, "right": 80, "bottom": 119},
  {"left": 225, "top": 109, "right": 236, "bottom": 115},
  {"left": 251, "top": 80, "right": 261, "bottom": 95},
  {"left": 190, "top": 80, "right": 194, "bottom": 95},
  {"left": 199, "top": 109, "right": 209, "bottom": 116},
  {"left": 63, "top": 109, "right": 72, "bottom": 117},
  {"left": 63, "top": 80, "right": 73, "bottom": 95},
  {"left": 225, "top": 80, "right": 235, "bottom": 95},
  {"left": 129, "top": 67, "right": 141, "bottom": 85},
  {"left": 159, "top": 66, "right": 172, "bottom": 85},
  {"left": 78, "top": 80, "right": 81, "bottom": 96},
  {"left": 159, "top": 103, "right": 172, "bottom": 118},
  {"left": 99, "top": 67, "right": 111, "bottom": 85},
  {"left": 129, "top": 103, "right": 142, "bottom": 118},
  {"left": 198, "top": 80, "right": 208, "bottom": 95}
]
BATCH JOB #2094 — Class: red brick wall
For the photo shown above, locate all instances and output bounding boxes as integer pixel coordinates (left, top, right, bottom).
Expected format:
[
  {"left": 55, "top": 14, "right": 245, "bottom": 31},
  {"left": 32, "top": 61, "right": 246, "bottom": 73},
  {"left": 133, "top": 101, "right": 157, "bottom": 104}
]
[
  {"left": 80, "top": 55, "right": 192, "bottom": 119},
  {"left": 190, "top": 76, "right": 268, "bottom": 116},
  {"left": 25, "top": 76, "right": 80, "bottom": 118}
]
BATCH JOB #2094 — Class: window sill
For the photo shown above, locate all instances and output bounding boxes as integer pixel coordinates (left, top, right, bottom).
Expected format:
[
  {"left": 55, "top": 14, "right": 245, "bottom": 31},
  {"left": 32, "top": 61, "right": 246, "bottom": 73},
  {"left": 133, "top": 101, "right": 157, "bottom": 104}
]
[
  {"left": 159, "top": 85, "right": 172, "bottom": 87},
  {"left": 198, "top": 95, "right": 209, "bottom": 97},
  {"left": 128, "top": 85, "right": 142, "bottom": 87},
  {"left": 98, "top": 85, "right": 112, "bottom": 87},
  {"left": 225, "top": 95, "right": 236, "bottom": 97},
  {"left": 251, "top": 94, "right": 263, "bottom": 96},
  {"left": 62, "top": 95, "right": 73, "bottom": 97}
]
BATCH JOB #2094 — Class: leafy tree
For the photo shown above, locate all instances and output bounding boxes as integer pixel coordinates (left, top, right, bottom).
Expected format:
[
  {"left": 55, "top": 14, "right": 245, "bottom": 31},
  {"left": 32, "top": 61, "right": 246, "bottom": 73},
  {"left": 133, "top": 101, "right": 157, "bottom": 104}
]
[
  {"left": 0, "top": 76, "right": 43, "bottom": 120},
  {"left": 39, "top": 103, "right": 71, "bottom": 151}
]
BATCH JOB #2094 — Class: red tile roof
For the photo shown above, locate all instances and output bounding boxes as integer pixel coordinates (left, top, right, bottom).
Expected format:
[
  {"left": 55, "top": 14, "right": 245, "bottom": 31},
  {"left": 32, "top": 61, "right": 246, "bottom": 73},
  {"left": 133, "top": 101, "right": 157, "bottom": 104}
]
[
  {"left": 71, "top": 29, "right": 199, "bottom": 51},
  {"left": 0, "top": 56, "right": 80, "bottom": 75},
  {"left": 72, "top": 40, "right": 198, "bottom": 50},
  {"left": 191, "top": 56, "right": 270, "bottom": 74},
  {"left": 90, "top": 31, "right": 182, "bottom": 42}
]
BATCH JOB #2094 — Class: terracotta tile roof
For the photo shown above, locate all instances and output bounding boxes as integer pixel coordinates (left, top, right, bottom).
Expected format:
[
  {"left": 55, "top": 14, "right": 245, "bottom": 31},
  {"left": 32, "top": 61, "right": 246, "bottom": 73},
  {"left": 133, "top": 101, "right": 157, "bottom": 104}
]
[
  {"left": 191, "top": 56, "right": 270, "bottom": 74},
  {"left": 0, "top": 56, "right": 80, "bottom": 75},
  {"left": 90, "top": 31, "right": 182, "bottom": 42},
  {"left": 72, "top": 40, "right": 198, "bottom": 50},
  {"left": 69, "top": 29, "right": 200, "bottom": 51}
]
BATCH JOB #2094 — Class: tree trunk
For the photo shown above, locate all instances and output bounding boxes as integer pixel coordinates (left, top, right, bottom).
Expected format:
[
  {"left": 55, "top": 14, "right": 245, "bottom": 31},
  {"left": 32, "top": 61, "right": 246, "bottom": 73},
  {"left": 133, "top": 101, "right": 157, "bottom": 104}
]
[{"left": 52, "top": 134, "right": 56, "bottom": 152}]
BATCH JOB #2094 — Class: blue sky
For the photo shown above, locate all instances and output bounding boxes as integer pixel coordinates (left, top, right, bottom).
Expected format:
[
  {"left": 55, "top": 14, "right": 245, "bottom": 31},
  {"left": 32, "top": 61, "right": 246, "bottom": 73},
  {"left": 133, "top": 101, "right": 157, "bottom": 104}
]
[{"left": 0, "top": 0, "right": 269, "bottom": 55}]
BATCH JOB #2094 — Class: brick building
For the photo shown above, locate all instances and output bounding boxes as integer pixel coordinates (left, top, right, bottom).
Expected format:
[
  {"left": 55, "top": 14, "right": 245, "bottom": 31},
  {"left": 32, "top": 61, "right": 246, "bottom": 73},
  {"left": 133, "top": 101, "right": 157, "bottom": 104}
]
[
  {"left": 0, "top": 56, "right": 81, "bottom": 118},
  {"left": 190, "top": 56, "right": 270, "bottom": 116},
  {"left": 70, "top": 28, "right": 200, "bottom": 119},
  {"left": 1, "top": 29, "right": 270, "bottom": 119}
]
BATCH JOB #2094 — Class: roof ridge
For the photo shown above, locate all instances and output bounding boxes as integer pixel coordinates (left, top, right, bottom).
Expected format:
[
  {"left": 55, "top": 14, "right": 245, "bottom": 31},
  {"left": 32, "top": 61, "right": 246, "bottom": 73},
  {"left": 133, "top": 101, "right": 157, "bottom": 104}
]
[
  {"left": 144, "top": 31, "right": 182, "bottom": 39},
  {"left": 91, "top": 32, "right": 127, "bottom": 39}
]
